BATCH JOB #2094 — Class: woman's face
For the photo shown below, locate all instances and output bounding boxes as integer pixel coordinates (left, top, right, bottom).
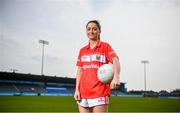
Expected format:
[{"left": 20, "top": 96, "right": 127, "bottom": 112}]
[{"left": 86, "top": 22, "right": 100, "bottom": 40}]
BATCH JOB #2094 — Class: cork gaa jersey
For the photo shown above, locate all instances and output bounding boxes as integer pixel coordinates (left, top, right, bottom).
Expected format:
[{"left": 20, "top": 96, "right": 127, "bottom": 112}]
[{"left": 76, "top": 40, "right": 118, "bottom": 98}]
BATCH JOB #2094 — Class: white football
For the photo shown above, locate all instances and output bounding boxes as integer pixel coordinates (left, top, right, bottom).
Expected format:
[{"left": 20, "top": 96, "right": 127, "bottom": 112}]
[{"left": 97, "top": 64, "right": 114, "bottom": 84}]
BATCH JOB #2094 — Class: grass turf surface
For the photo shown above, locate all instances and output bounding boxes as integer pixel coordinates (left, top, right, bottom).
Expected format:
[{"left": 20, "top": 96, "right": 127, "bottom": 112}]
[{"left": 0, "top": 96, "right": 180, "bottom": 112}]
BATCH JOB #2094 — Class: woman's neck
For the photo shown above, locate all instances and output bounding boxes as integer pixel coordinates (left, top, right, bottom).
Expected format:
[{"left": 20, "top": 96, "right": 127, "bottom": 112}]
[{"left": 89, "top": 39, "right": 98, "bottom": 49}]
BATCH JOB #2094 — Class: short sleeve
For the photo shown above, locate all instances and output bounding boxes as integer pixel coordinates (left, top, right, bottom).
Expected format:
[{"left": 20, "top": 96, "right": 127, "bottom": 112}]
[
  {"left": 76, "top": 49, "right": 83, "bottom": 67},
  {"left": 106, "top": 43, "right": 118, "bottom": 62}
]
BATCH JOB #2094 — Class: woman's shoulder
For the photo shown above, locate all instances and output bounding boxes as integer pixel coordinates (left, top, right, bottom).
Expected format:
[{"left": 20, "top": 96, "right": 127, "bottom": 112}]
[
  {"left": 100, "top": 41, "right": 111, "bottom": 47},
  {"left": 79, "top": 44, "right": 89, "bottom": 51}
]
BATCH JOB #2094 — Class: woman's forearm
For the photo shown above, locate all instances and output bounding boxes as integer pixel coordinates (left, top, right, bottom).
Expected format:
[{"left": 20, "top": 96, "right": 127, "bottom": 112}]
[
  {"left": 75, "top": 67, "right": 82, "bottom": 91},
  {"left": 113, "top": 57, "right": 120, "bottom": 79}
]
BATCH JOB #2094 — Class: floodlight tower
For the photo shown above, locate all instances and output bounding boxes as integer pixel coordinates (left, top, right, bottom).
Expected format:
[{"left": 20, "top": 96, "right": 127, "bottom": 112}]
[
  {"left": 10, "top": 68, "right": 18, "bottom": 73},
  {"left": 39, "top": 40, "right": 49, "bottom": 75},
  {"left": 141, "top": 60, "right": 149, "bottom": 92}
]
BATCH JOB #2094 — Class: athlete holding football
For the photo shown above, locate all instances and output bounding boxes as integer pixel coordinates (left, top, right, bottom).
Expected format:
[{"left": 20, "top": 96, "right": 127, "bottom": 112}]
[{"left": 74, "top": 20, "right": 121, "bottom": 113}]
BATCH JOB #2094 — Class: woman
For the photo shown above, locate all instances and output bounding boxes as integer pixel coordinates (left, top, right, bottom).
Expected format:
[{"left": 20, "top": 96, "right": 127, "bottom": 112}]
[{"left": 74, "top": 20, "right": 120, "bottom": 113}]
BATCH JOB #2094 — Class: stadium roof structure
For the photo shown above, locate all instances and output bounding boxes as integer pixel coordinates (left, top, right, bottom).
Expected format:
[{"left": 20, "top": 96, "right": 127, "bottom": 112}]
[{"left": 0, "top": 71, "right": 75, "bottom": 84}]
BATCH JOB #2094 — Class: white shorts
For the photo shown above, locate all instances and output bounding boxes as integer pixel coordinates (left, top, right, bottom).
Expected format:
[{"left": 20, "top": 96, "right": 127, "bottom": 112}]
[{"left": 77, "top": 96, "right": 109, "bottom": 107}]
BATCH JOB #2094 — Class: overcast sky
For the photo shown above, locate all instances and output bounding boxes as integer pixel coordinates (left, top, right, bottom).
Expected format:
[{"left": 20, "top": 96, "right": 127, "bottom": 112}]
[{"left": 0, "top": 0, "right": 179, "bottom": 92}]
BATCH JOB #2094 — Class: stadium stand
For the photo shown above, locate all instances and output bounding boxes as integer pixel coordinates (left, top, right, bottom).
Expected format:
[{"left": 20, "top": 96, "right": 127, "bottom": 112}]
[
  {"left": 0, "top": 72, "right": 75, "bottom": 96},
  {"left": 1, "top": 71, "right": 180, "bottom": 98}
]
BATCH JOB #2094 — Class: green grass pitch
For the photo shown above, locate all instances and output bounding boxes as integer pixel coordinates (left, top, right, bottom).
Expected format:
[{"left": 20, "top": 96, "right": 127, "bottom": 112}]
[{"left": 0, "top": 96, "right": 180, "bottom": 112}]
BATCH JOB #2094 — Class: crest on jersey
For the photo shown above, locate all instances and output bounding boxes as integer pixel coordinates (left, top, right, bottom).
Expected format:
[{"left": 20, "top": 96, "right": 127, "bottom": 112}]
[{"left": 96, "top": 54, "right": 101, "bottom": 61}]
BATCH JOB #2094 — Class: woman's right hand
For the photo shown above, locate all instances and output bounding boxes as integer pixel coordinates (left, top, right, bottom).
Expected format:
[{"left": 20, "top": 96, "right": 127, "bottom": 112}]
[{"left": 74, "top": 90, "right": 81, "bottom": 101}]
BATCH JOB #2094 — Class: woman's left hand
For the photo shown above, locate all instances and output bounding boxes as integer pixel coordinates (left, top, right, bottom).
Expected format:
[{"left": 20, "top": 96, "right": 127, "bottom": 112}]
[{"left": 110, "top": 75, "right": 120, "bottom": 90}]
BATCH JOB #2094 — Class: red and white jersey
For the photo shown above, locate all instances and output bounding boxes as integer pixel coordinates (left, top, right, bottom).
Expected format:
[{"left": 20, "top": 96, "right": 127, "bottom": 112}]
[{"left": 76, "top": 40, "right": 118, "bottom": 98}]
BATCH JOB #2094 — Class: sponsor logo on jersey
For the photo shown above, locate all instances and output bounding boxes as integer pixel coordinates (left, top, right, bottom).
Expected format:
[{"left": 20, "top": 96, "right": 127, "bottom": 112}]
[{"left": 81, "top": 54, "right": 106, "bottom": 63}]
